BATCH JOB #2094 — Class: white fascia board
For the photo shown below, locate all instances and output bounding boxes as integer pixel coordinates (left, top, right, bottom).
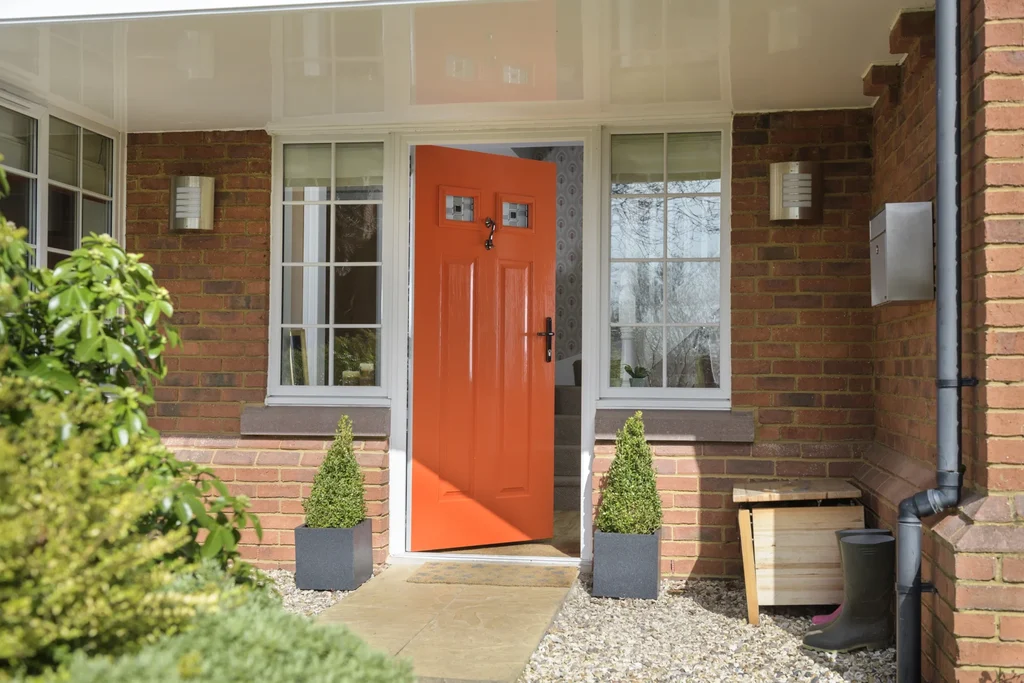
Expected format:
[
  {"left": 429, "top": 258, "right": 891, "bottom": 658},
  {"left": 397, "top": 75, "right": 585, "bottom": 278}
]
[{"left": 0, "top": 0, "right": 470, "bottom": 24}]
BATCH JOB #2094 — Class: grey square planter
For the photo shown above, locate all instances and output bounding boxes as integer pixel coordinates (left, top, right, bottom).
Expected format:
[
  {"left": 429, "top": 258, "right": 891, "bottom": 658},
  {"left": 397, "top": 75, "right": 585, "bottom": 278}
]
[
  {"left": 294, "top": 518, "right": 372, "bottom": 591},
  {"left": 592, "top": 529, "right": 661, "bottom": 599}
]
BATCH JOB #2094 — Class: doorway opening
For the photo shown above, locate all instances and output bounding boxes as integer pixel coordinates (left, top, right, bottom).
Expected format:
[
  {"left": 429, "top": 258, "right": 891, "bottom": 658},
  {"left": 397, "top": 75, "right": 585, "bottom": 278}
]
[{"left": 408, "top": 141, "right": 584, "bottom": 561}]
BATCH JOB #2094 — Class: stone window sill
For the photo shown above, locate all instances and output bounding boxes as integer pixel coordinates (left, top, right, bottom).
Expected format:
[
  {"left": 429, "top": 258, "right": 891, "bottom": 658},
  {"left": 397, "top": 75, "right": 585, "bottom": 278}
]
[
  {"left": 594, "top": 409, "right": 754, "bottom": 443},
  {"left": 240, "top": 405, "right": 390, "bottom": 438}
]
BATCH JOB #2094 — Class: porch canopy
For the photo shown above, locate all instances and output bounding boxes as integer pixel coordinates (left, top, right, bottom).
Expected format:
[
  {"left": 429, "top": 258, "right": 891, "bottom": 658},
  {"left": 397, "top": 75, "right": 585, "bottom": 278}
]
[{"left": 0, "top": 0, "right": 929, "bottom": 134}]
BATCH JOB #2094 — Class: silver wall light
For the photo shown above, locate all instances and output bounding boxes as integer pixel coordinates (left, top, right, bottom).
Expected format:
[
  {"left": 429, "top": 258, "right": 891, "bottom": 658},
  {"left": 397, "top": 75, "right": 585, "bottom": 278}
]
[
  {"left": 169, "top": 176, "right": 215, "bottom": 232},
  {"left": 770, "top": 161, "right": 822, "bottom": 222}
]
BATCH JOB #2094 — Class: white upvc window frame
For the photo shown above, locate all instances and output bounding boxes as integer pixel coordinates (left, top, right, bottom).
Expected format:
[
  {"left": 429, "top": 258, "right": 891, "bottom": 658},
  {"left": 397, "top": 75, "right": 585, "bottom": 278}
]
[
  {"left": 266, "top": 132, "right": 394, "bottom": 407},
  {"left": 0, "top": 91, "right": 124, "bottom": 263},
  {"left": 598, "top": 122, "right": 732, "bottom": 410}
]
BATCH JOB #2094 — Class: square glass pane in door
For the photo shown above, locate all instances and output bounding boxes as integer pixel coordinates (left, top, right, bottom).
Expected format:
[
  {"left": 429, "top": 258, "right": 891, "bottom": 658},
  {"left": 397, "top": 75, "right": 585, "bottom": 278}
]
[
  {"left": 610, "top": 196, "right": 664, "bottom": 259},
  {"left": 667, "top": 326, "right": 720, "bottom": 388},
  {"left": 281, "top": 266, "right": 329, "bottom": 325},
  {"left": 502, "top": 202, "right": 529, "bottom": 228},
  {"left": 49, "top": 117, "right": 79, "bottom": 187},
  {"left": 444, "top": 195, "right": 474, "bottom": 222},
  {"left": 609, "top": 262, "right": 663, "bottom": 324},
  {"left": 0, "top": 173, "right": 35, "bottom": 243}
]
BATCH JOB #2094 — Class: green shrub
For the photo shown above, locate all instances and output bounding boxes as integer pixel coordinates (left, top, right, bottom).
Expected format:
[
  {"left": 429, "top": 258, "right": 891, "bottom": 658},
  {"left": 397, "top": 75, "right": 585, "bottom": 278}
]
[
  {"left": 0, "top": 168, "right": 260, "bottom": 579},
  {"left": 304, "top": 416, "right": 366, "bottom": 528},
  {"left": 59, "top": 594, "right": 413, "bottom": 683},
  {"left": 0, "top": 378, "right": 214, "bottom": 678},
  {"left": 594, "top": 411, "right": 662, "bottom": 535}
]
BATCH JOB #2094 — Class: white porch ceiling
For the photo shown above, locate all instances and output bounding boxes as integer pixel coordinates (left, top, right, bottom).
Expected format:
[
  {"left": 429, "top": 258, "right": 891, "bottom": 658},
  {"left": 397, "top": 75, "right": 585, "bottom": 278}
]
[{"left": 0, "top": 0, "right": 934, "bottom": 133}]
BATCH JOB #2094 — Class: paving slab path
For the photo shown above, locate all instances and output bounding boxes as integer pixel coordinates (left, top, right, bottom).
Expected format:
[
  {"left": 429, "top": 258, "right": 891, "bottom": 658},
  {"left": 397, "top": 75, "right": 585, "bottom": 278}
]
[{"left": 318, "top": 563, "right": 570, "bottom": 683}]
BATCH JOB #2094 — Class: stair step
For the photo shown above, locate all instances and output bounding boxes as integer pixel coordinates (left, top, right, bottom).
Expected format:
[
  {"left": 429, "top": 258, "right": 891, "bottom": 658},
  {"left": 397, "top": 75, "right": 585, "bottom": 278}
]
[
  {"left": 555, "top": 445, "right": 579, "bottom": 476},
  {"left": 554, "top": 385, "right": 581, "bottom": 416},
  {"left": 554, "top": 415, "right": 581, "bottom": 445},
  {"left": 554, "top": 476, "right": 580, "bottom": 511}
]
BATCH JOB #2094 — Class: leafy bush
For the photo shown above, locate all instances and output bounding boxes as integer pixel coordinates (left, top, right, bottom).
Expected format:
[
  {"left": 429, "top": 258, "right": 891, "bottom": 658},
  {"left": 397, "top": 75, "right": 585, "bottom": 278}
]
[
  {"left": 303, "top": 416, "right": 366, "bottom": 529},
  {"left": 0, "top": 378, "right": 214, "bottom": 677},
  {"left": 59, "top": 592, "right": 413, "bottom": 683},
  {"left": 594, "top": 411, "right": 662, "bottom": 535},
  {"left": 0, "top": 169, "right": 260, "bottom": 578}
]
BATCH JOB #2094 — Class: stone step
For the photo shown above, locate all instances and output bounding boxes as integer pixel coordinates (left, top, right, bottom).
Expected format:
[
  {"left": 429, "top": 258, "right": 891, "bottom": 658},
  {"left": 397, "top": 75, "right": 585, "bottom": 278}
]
[
  {"left": 555, "top": 444, "right": 579, "bottom": 476},
  {"left": 554, "top": 385, "right": 581, "bottom": 416},
  {"left": 554, "top": 414, "right": 581, "bottom": 446}
]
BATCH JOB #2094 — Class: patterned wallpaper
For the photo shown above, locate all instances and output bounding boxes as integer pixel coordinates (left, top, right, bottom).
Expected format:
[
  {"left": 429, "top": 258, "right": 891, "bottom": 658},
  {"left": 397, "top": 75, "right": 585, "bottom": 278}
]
[{"left": 547, "top": 145, "right": 584, "bottom": 361}]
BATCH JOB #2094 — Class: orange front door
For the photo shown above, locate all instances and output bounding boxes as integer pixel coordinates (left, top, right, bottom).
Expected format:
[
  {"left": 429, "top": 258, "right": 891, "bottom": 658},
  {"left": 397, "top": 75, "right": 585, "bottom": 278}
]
[{"left": 411, "top": 146, "right": 556, "bottom": 552}]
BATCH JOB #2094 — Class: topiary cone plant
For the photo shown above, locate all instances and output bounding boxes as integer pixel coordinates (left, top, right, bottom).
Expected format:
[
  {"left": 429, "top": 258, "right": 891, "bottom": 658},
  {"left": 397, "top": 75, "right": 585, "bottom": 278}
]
[
  {"left": 592, "top": 411, "right": 663, "bottom": 599},
  {"left": 294, "top": 416, "right": 373, "bottom": 591}
]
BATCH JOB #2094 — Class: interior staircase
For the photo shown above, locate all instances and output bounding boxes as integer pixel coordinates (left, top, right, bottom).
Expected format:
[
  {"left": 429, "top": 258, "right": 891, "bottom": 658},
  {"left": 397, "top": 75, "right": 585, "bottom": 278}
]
[{"left": 554, "top": 385, "right": 581, "bottom": 511}]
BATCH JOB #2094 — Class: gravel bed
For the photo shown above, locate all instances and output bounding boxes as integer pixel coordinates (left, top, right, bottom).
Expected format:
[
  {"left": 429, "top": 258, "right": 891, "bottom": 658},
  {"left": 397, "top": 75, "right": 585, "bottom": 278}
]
[
  {"left": 521, "top": 579, "right": 895, "bottom": 683},
  {"left": 265, "top": 570, "right": 348, "bottom": 618}
]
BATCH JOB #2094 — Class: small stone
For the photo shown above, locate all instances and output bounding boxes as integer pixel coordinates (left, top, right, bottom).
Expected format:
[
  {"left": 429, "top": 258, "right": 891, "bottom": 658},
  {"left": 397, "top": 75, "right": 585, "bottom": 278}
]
[{"left": 264, "top": 569, "right": 348, "bottom": 618}]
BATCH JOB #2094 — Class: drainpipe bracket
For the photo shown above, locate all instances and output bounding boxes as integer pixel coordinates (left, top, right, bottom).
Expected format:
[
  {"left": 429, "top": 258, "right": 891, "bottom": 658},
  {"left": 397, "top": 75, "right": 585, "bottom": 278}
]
[
  {"left": 921, "top": 582, "right": 937, "bottom": 594},
  {"left": 936, "top": 378, "right": 978, "bottom": 388}
]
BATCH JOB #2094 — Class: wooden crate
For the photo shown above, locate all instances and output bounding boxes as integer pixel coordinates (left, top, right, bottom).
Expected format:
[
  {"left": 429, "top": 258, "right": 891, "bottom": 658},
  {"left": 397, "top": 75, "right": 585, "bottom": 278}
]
[{"left": 751, "top": 505, "right": 865, "bottom": 606}]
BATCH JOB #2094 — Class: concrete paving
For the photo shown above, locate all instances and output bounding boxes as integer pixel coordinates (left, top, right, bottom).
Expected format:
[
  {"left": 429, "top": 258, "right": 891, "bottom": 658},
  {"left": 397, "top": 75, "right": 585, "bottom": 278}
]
[{"left": 319, "top": 564, "right": 571, "bottom": 682}]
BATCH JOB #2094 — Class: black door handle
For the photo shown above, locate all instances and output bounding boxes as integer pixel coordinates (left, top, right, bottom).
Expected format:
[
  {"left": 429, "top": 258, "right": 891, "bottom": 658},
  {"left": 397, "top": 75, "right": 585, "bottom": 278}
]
[{"left": 536, "top": 317, "right": 553, "bottom": 362}]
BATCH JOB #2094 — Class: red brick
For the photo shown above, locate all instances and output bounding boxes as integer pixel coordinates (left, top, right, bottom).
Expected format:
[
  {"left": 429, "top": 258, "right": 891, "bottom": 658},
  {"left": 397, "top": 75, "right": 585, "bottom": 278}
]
[
  {"left": 1002, "top": 615, "right": 1024, "bottom": 641},
  {"left": 1005, "top": 557, "right": 1024, "bottom": 583}
]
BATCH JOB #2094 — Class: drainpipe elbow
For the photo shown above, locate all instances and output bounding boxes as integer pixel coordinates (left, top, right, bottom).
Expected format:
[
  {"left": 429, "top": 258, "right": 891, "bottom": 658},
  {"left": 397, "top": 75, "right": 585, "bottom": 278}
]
[
  {"left": 899, "top": 489, "right": 939, "bottom": 522},
  {"left": 934, "top": 469, "right": 961, "bottom": 510}
]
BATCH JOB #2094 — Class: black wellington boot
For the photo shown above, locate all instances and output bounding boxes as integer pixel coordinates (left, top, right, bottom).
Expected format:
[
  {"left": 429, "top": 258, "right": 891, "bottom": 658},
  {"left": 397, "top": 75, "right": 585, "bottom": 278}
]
[{"left": 803, "top": 534, "right": 896, "bottom": 652}]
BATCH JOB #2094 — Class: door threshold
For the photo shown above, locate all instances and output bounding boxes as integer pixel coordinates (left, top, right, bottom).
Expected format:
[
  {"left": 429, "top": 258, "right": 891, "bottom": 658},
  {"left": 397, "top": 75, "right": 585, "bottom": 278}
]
[{"left": 390, "top": 552, "right": 581, "bottom": 567}]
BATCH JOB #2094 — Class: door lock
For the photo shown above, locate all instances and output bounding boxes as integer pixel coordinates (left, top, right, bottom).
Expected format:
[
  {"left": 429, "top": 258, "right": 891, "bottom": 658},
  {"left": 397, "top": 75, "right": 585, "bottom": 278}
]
[
  {"left": 484, "top": 217, "right": 496, "bottom": 250},
  {"left": 536, "top": 317, "right": 553, "bottom": 362}
]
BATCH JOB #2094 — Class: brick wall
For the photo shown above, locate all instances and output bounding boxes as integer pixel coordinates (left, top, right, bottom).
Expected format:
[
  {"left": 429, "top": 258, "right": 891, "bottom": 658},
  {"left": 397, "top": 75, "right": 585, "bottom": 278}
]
[
  {"left": 126, "top": 131, "right": 271, "bottom": 436},
  {"left": 857, "top": 4, "right": 1024, "bottom": 679},
  {"left": 731, "top": 110, "right": 875, "bottom": 450},
  {"left": 166, "top": 435, "right": 390, "bottom": 570},
  {"left": 126, "top": 132, "right": 388, "bottom": 569}
]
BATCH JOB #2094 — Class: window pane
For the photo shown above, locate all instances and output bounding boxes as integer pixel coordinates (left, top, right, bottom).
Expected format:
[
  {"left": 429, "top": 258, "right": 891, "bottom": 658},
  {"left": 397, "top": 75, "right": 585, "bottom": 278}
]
[
  {"left": 333, "top": 328, "right": 379, "bottom": 386},
  {"left": 668, "top": 196, "right": 720, "bottom": 258},
  {"left": 283, "top": 144, "right": 330, "bottom": 201},
  {"left": 666, "top": 261, "right": 720, "bottom": 324},
  {"left": 49, "top": 117, "right": 79, "bottom": 186},
  {"left": 611, "top": 196, "right": 664, "bottom": 259},
  {"left": 47, "top": 184, "right": 76, "bottom": 251},
  {"left": 82, "top": 129, "right": 113, "bottom": 196},
  {"left": 335, "top": 142, "right": 383, "bottom": 201},
  {"left": 0, "top": 172, "right": 35, "bottom": 243},
  {"left": 0, "top": 106, "right": 35, "bottom": 172},
  {"left": 610, "top": 134, "right": 663, "bottom": 195},
  {"left": 282, "top": 204, "right": 329, "bottom": 262},
  {"left": 334, "top": 265, "right": 380, "bottom": 324},
  {"left": 667, "top": 326, "right": 720, "bottom": 388},
  {"left": 610, "top": 326, "right": 663, "bottom": 388},
  {"left": 334, "top": 204, "right": 380, "bottom": 263},
  {"left": 667, "top": 132, "right": 721, "bottom": 193},
  {"left": 610, "top": 262, "right": 662, "bottom": 324},
  {"left": 280, "top": 328, "right": 329, "bottom": 386},
  {"left": 82, "top": 196, "right": 111, "bottom": 237},
  {"left": 281, "top": 266, "right": 329, "bottom": 325},
  {"left": 47, "top": 250, "right": 67, "bottom": 269}
]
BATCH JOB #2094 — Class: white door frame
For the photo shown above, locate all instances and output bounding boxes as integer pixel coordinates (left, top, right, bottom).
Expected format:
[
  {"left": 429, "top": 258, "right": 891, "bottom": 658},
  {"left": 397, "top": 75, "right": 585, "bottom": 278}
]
[{"left": 386, "top": 126, "right": 602, "bottom": 567}]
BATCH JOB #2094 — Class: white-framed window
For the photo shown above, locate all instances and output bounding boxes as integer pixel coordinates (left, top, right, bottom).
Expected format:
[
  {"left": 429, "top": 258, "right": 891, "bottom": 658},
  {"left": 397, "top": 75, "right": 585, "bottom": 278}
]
[
  {"left": 267, "top": 137, "right": 389, "bottom": 404},
  {"left": 601, "top": 126, "right": 731, "bottom": 407},
  {"left": 0, "top": 100, "right": 116, "bottom": 266}
]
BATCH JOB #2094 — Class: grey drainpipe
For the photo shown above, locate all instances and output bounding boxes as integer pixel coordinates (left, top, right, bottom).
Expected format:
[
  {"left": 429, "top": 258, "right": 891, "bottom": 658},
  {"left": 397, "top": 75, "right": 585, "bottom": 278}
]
[{"left": 895, "top": 0, "right": 966, "bottom": 680}]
